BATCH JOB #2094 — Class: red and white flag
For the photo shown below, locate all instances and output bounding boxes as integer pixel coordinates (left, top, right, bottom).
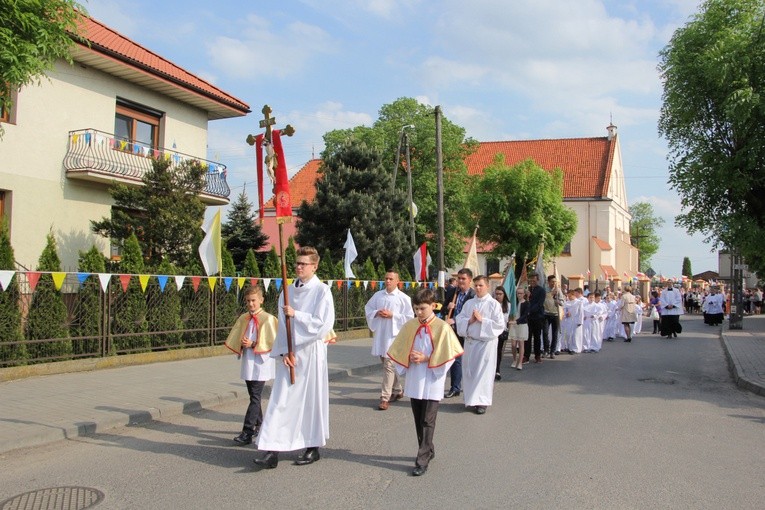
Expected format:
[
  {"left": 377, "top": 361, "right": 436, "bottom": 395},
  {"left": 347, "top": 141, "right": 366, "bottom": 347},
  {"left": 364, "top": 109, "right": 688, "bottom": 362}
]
[{"left": 412, "top": 243, "right": 431, "bottom": 282}]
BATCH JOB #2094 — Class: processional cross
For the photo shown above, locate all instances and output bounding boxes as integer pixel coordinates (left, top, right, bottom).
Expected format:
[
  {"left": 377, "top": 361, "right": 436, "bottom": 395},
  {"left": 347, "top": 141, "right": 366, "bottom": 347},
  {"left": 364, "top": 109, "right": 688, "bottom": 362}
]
[{"left": 246, "top": 105, "right": 294, "bottom": 192}]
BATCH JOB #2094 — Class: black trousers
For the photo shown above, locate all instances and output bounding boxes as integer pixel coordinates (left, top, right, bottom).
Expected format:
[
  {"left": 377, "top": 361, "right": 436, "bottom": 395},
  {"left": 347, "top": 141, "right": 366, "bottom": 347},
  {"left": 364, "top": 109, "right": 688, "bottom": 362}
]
[
  {"left": 496, "top": 331, "right": 508, "bottom": 373},
  {"left": 243, "top": 380, "right": 266, "bottom": 434},
  {"left": 525, "top": 316, "right": 544, "bottom": 359},
  {"left": 542, "top": 313, "right": 560, "bottom": 354},
  {"left": 660, "top": 315, "right": 680, "bottom": 337},
  {"left": 410, "top": 399, "right": 439, "bottom": 468}
]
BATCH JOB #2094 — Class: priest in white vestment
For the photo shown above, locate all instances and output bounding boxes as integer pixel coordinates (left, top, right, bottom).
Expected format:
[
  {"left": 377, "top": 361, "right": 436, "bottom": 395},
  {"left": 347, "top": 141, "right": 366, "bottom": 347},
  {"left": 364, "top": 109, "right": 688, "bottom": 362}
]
[
  {"left": 455, "top": 275, "right": 506, "bottom": 414},
  {"left": 255, "top": 247, "right": 335, "bottom": 469}
]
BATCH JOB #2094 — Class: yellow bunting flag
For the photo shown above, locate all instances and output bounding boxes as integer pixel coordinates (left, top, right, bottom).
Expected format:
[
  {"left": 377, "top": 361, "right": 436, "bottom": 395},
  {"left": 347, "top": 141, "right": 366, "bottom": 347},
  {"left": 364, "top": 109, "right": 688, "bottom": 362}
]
[
  {"left": 138, "top": 275, "right": 150, "bottom": 292},
  {"left": 207, "top": 276, "right": 217, "bottom": 290},
  {"left": 287, "top": 278, "right": 294, "bottom": 286},
  {"left": 237, "top": 277, "right": 246, "bottom": 289},
  {"left": 354, "top": 280, "right": 361, "bottom": 288},
  {"left": 52, "top": 272, "right": 67, "bottom": 291}
]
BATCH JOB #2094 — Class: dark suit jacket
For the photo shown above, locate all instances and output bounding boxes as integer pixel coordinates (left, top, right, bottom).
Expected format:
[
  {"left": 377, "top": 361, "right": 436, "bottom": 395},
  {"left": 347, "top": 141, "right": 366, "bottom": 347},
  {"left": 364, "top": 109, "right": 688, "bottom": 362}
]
[
  {"left": 527, "top": 284, "right": 547, "bottom": 320},
  {"left": 442, "top": 287, "right": 476, "bottom": 340}
]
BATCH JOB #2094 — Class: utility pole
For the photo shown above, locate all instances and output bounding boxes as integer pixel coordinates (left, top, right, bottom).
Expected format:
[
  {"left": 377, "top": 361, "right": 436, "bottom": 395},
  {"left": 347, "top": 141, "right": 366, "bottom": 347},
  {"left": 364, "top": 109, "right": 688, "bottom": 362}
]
[
  {"left": 435, "top": 106, "right": 445, "bottom": 298},
  {"left": 404, "top": 131, "right": 415, "bottom": 246},
  {"left": 729, "top": 250, "right": 744, "bottom": 330}
]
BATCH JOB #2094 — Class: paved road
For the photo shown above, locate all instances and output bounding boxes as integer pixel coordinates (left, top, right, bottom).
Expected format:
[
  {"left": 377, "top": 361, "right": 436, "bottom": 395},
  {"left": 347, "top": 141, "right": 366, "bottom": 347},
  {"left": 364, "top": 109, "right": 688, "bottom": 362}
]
[{"left": 1, "top": 315, "right": 763, "bottom": 509}]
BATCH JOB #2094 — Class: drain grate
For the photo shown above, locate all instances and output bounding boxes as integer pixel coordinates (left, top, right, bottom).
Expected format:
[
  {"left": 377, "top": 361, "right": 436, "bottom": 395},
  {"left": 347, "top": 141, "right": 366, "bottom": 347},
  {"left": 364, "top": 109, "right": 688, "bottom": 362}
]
[
  {"left": 0, "top": 487, "right": 104, "bottom": 510},
  {"left": 638, "top": 377, "right": 677, "bottom": 385}
]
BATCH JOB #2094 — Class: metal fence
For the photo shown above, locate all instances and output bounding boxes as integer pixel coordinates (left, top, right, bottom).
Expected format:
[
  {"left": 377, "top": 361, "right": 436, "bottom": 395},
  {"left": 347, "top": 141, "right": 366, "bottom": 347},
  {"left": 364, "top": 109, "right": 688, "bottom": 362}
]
[{"left": 0, "top": 273, "right": 423, "bottom": 368}]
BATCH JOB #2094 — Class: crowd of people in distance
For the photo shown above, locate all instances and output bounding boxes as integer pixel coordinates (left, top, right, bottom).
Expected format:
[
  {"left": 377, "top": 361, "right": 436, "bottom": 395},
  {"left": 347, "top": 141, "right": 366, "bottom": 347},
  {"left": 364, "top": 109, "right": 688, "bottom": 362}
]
[{"left": 226, "top": 251, "right": 747, "bottom": 478}]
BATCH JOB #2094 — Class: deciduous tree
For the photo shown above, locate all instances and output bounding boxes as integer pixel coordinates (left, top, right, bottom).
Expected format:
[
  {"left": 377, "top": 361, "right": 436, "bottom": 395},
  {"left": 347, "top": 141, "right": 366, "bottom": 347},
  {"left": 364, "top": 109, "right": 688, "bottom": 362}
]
[{"left": 629, "top": 201, "right": 665, "bottom": 272}]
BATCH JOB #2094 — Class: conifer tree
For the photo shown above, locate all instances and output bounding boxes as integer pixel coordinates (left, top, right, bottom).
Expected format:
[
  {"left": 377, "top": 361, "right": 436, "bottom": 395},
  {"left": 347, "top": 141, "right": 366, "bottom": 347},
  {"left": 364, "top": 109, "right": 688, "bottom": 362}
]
[
  {"left": 681, "top": 257, "right": 693, "bottom": 278},
  {"left": 221, "top": 191, "right": 268, "bottom": 270},
  {"left": 26, "top": 231, "right": 72, "bottom": 361},
  {"left": 242, "top": 249, "right": 261, "bottom": 277},
  {"left": 263, "top": 246, "right": 281, "bottom": 278},
  {"left": 114, "top": 233, "right": 149, "bottom": 353},
  {"left": 317, "top": 249, "right": 334, "bottom": 279},
  {"left": 147, "top": 258, "right": 182, "bottom": 348},
  {"left": 216, "top": 245, "right": 239, "bottom": 342},
  {"left": 285, "top": 237, "right": 297, "bottom": 278},
  {"left": 73, "top": 245, "right": 106, "bottom": 356},
  {"left": 358, "top": 256, "right": 377, "bottom": 280},
  {"left": 0, "top": 220, "right": 27, "bottom": 364}
]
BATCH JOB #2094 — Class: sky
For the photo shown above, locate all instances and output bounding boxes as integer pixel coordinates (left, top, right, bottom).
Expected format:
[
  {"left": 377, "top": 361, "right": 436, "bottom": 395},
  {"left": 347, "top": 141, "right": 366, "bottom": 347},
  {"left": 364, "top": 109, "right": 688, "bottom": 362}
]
[{"left": 83, "top": 0, "right": 717, "bottom": 277}]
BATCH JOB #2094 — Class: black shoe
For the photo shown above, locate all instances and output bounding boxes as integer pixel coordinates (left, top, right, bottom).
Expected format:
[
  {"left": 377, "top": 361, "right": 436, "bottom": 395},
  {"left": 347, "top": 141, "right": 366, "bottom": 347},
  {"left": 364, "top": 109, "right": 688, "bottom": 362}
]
[
  {"left": 624, "top": 338, "right": 631, "bottom": 342},
  {"left": 445, "top": 390, "right": 461, "bottom": 398},
  {"left": 553, "top": 351, "right": 560, "bottom": 356},
  {"left": 475, "top": 406, "right": 486, "bottom": 415},
  {"left": 233, "top": 432, "right": 253, "bottom": 445},
  {"left": 495, "top": 372, "right": 501, "bottom": 381},
  {"left": 412, "top": 465, "right": 427, "bottom": 476},
  {"left": 253, "top": 451, "right": 278, "bottom": 469},
  {"left": 294, "top": 447, "right": 320, "bottom": 466}
]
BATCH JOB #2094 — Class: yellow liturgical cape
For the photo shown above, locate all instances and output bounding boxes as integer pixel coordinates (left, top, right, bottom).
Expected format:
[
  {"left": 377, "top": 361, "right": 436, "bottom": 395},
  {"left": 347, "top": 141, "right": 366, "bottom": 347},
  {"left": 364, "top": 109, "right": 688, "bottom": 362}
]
[
  {"left": 387, "top": 315, "right": 463, "bottom": 369},
  {"left": 224, "top": 309, "right": 277, "bottom": 355}
]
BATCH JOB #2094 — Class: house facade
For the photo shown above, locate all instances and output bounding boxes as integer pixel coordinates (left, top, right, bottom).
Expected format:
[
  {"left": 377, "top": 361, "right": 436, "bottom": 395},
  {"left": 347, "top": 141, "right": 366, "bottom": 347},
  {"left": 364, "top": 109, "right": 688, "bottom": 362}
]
[
  {"left": 0, "top": 15, "right": 250, "bottom": 269},
  {"left": 261, "top": 125, "right": 638, "bottom": 289}
]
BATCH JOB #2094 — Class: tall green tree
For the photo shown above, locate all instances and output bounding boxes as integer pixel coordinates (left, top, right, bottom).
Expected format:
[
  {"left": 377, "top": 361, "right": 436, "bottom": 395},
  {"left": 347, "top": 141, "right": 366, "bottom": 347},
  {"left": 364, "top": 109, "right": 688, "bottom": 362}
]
[
  {"left": 0, "top": 220, "right": 27, "bottom": 364},
  {"left": 296, "top": 140, "right": 414, "bottom": 268},
  {"left": 73, "top": 245, "right": 106, "bottom": 356},
  {"left": 285, "top": 237, "right": 297, "bottom": 278},
  {"left": 629, "top": 201, "right": 665, "bottom": 272},
  {"left": 26, "top": 231, "right": 72, "bottom": 361},
  {"left": 317, "top": 249, "right": 335, "bottom": 279},
  {"left": 221, "top": 191, "right": 268, "bottom": 270},
  {"left": 92, "top": 157, "right": 206, "bottom": 269},
  {"left": 113, "top": 233, "right": 149, "bottom": 352},
  {"left": 682, "top": 257, "right": 693, "bottom": 278},
  {"left": 146, "top": 258, "right": 182, "bottom": 348},
  {"left": 322, "top": 98, "right": 477, "bottom": 266},
  {"left": 658, "top": 0, "right": 765, "bottom": 275},
  {"left": 470, "top": 157, "right": 577, "bottom": 266},
  {"left": 0, "top": 1, "right": 85, "bottom": 138},
  {"left": 242, "top": 249, "right": 261, "bottom": 277},
  {"left": 263, "top": 246, "right": 281, "bottom": 278}
]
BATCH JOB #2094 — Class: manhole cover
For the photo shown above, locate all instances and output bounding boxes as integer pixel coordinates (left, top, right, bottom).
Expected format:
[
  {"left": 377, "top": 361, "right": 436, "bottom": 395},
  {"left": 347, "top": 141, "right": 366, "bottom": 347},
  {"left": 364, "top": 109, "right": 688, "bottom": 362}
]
[{"left": 0, "top": 487, "right": 104, "bottom": 510}]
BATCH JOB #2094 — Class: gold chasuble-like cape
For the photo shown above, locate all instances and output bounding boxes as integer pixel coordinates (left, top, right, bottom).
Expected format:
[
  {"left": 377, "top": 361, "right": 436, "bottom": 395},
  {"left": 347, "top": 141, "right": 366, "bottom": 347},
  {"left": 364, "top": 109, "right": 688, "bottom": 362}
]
[
  {"left": 387, "top": 315, "right": 463, "bottom": 369},
  {"left": 224, "top": 310, "right": 278, "bottom": 355}
]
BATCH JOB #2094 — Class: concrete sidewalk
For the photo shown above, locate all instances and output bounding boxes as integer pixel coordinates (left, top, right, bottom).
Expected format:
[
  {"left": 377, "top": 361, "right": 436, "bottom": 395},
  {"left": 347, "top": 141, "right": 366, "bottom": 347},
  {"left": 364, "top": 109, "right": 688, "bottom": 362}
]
[
  {"left": 1, "top": 317, "right": 763, "bottom": 457},
  {"left": 0, "top": 337, "right": 380, "bottom": 456},
  {"left": 722, "top": 314, "right": 765, "bottom": 397}
]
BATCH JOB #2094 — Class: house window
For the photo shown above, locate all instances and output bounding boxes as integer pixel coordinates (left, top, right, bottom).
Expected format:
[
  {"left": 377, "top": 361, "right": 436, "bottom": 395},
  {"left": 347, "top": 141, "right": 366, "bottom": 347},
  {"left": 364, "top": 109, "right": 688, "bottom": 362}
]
[
  {"left": 0, "top": 103, "right": 8, "bottom": 123},
  {"left": 0, "top": 191, "right": 6, "bottom": 222},
  {"left": 560, "top": 242, "right": 571, "bottom": 256},
  {"left": 486, "top": 258, "right": 499, "bottom": 276},
  {"left": 114, "top": 99, "right": 162, "bottom": 150},
  {"left": 1, "top": 85, "right": 15, "bottom": 124}
]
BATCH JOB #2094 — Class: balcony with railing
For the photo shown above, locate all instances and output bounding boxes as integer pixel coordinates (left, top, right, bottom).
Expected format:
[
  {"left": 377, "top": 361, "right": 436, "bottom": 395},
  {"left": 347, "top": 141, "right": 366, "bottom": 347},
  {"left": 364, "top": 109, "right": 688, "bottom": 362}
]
[{"left": 63, "top": 128, "right": 230, "bottom": 205}]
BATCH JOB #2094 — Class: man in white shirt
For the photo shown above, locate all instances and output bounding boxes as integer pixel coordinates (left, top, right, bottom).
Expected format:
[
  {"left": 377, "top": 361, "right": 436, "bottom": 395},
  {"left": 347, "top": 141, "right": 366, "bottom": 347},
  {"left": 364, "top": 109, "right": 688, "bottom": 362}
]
[
  {"left": 659, "top": 281, "right": 684, "bottom": 338},
  {"left": 365, "top": 270, "right": 414, "bottom": 410}
]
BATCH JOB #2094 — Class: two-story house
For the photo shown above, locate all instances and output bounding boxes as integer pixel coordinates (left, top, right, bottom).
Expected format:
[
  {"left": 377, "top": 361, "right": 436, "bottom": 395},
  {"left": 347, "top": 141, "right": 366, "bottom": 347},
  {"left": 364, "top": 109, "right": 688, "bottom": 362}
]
[{"left": 0, "top": 15, "right": 250, "bottom": 269}]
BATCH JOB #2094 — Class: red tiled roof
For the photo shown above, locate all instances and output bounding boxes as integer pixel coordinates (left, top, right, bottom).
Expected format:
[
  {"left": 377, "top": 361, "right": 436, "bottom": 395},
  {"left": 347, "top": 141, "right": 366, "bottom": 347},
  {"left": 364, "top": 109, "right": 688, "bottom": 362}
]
[
  {"left": 72, "top": 15, "right": 250, "bottom": 117},
  {"left": 600, "top": 264, "right": 618, "bottom": 278},
  {"left": 264, "top": 159, "right": 322, "bottom": 208},
  {"left": 463, "top": 137, "right": 615, "bottom": 199},
  {"left": 592, "top": 236, "right": 613, "bottom": 251}
]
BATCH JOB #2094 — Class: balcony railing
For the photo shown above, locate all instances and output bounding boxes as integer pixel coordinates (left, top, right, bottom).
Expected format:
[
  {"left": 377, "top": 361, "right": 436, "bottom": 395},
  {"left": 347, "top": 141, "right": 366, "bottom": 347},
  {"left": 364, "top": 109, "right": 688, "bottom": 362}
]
[{"left": 63, "top": 128, "right": 230, "bottom": 203}]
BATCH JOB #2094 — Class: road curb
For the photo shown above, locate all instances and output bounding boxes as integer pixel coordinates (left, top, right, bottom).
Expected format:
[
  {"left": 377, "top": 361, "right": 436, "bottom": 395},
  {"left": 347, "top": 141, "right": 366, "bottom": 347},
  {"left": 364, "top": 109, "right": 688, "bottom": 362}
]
[
  {"left": 0, "top": 363, "right": 380, "bottom": 457},
  {"left": 720, "top": 333, "right": 765, "bottom": 397}
]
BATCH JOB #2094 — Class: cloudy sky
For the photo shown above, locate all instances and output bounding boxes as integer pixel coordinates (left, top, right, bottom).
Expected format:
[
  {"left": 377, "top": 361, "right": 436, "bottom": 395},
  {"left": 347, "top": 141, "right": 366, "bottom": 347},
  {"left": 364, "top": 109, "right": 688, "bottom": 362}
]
[{"left": 84, "top": 0, "right": 715, "bottom": 277}]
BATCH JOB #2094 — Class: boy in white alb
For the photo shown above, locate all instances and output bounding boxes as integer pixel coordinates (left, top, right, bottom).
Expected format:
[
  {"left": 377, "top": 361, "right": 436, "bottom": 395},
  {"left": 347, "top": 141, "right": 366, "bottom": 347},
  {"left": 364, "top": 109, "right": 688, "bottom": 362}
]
[
  {"left": 456, "top": 275, "right": 506, "bottom": 415},
  {"left": 388, "top": 288, "right": 463, "bottom": 477},
  {"left": 582, "top": 293, "right": 599, "bottom": 352}
]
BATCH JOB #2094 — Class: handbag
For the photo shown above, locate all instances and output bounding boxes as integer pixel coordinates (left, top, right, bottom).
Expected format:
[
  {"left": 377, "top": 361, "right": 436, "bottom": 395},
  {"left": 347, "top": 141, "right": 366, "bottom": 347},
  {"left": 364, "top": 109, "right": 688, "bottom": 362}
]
[{"left": 650, "top": 307, "right": 659, "bottom": 320}]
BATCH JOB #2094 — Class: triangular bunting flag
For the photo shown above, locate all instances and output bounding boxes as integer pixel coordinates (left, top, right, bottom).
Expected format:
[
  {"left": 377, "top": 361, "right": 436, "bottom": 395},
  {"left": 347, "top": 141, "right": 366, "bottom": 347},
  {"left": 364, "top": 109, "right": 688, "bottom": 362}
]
[
  {"left": 138, "top": 274, "right": 150, "bottom": 292},
  {"left": 336, "top": 280, "right": 342, "bottom": 289},
  {"left": 429, "top": 282, "right": 435, "bottom": 289},
  {"left": 263, "top": 278, "right": 271, "bottom": 291},
  {"left": 404, "top": 281, "right": 411, "bottom": 289},
  {"left": 275, "top": 279, "right": 282, "bottom": 291},
  {"left": 326, "top": 280, "right": 332, "bottom": 287},
  {"left": 0, "top": 270, "right": 15, "bottom": 291},
  {"left": 354, "top": 280, "right": 361, "bottom": 288},
  {"left": 287, "top": 278, "right": 294, "bottom": 286},
  {"left": 207, "top": 276, "right": 217, "bottom": 290},
  {"left": 76, "top": 272, "right": 90, "bottom": 286},
  {"left": 191, "top": 276, "right": 201, "bottom": 292},
  {"left": 27, "top": 272, "right": 41, "bottom": 292},
  {"left": 157, "top": 275, "right": 169, "bottom": 292},
  {"left": 52, "top": 272, "right": 66, "bottom": 291},
  {"left": 174, "top": 275, "right": 185, "bottom": 291},
  {"left": 250, "top": 278, "right": 258, "bottom": 288},
  {"left": 224, "top": 277, "right": 233, "bottom": 291},
  {"left": 119, "top": 274, "right": 131, "bottom": 292},
  {"left": 238, "top": 277, "right": 246, "bottom": 289},
  {"left": 98, "top": 273, "right": 111, "bottom": 292},
  {"left": 370, "top": 280, "right": 377, "bottom": 290},
  {"left": 346, "top": 281, "right": 352, "bottom": 289},
  {"left": 363, "top": 280, "right": 369, "bottom": 290}
]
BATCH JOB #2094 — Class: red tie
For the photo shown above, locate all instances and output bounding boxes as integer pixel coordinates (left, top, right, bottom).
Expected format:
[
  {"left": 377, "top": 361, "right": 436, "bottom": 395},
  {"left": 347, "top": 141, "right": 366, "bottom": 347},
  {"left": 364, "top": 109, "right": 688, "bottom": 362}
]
[{"left": 248, "top": 313, "right": 260, "bottom": 350}]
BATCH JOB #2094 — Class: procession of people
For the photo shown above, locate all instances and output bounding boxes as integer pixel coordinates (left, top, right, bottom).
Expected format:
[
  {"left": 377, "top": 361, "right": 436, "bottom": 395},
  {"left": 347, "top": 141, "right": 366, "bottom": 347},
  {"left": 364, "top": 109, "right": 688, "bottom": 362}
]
[{"left": 228, "top": 253, "right": 741, "bottom": 477}]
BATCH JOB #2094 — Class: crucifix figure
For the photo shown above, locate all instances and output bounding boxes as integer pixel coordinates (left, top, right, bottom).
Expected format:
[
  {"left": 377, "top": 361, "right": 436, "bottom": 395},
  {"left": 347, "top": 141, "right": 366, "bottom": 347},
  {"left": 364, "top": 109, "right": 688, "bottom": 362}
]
[{"left": 246, "top": 105, "right": 295, "bottom": 191}]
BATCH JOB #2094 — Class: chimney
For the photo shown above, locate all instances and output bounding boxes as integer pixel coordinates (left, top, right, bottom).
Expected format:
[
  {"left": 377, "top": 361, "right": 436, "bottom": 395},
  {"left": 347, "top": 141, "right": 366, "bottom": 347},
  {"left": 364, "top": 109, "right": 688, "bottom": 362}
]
[{"left": 607, "top": 123, "right": 617, "bottom": 141}]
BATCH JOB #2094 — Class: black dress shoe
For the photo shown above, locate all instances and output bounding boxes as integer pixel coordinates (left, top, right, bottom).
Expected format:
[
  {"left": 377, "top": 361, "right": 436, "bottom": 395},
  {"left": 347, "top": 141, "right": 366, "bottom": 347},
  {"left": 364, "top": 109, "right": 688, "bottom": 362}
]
[
  {"left": 253, "top": 451, "right": 278, "bottom": 469},
  {"left": 233, "top": 432, "right": 253, "bottom": 445},
  {"left": 294, "top": 447, "right": 320, "bottom": 465},
  {"left": 444, "top": 390, "right": 461, "bottom": 398},
  {"left": 475, "top": 406, "right": 486, "bottom": 415},
  {"left": 412, "top": 465, "right": 427, "bottom": 476}
]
